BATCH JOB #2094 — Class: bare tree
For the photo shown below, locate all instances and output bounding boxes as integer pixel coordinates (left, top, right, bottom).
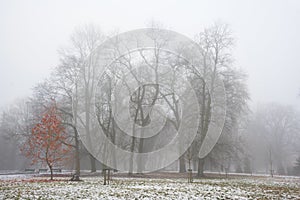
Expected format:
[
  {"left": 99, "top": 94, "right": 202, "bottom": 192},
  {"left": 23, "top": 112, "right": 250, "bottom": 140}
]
[
  {"left": 247, "top": 103, "right": 300, "bottom": 175},
  {"left": 191, "top": 22, "right": 249, "bottom": 177},
  {"left": 0, "top": 99, "right": 35, "bottom": 169},
  {"left": 66, "top": 24, "right": 106, "bottom": 172}
]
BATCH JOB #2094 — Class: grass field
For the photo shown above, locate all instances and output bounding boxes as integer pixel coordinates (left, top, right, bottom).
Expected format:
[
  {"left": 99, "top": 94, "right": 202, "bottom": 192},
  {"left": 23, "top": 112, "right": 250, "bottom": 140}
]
[{"left": 0, "top": 173, "right": 299, "bottom": 199}]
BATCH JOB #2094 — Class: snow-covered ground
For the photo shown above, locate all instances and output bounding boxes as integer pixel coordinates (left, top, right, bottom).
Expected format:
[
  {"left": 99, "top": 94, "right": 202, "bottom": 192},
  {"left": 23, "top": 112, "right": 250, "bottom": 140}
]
[
  {"left": 0, "top": 174, "right": 32, "bottom": 181},
  {"left": 0, "top": 176, "right": 299, "bottom": 199}
]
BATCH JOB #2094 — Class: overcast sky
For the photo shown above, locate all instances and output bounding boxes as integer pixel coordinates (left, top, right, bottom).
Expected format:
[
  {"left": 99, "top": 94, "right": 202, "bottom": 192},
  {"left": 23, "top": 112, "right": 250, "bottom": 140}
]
[{"left": 0, "top": 0, "right": 300, "bottom": 111}]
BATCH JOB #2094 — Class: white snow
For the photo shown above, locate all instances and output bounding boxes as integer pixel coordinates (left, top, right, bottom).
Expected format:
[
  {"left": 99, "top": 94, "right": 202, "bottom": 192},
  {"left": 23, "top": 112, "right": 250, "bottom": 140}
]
[
  {"left": 0, "top": 174, "right": 33, "bottom": 181},
  {"left": 0, "top": 176, "right": 299, "bottom": 199}
]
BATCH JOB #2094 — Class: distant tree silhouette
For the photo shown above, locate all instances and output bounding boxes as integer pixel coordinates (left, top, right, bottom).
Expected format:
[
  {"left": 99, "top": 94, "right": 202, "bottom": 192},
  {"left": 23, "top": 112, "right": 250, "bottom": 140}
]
[{"left": 293, "top": 156, "right": 300, "bottom": 176}]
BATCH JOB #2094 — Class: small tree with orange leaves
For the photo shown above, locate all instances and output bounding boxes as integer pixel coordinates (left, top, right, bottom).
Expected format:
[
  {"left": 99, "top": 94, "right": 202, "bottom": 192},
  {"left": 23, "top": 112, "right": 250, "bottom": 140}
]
[{"left": 21, "top": 103, "right": 71, "bottom": 180}]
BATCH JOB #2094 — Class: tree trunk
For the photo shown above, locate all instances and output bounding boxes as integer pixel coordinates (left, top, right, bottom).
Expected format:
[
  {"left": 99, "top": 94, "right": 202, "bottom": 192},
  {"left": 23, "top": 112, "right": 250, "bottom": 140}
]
[
  {"left": 129, "top": 123, "right": 136, "bottom": 175},
  {"left": 74, "top": 128, "right": 80, "bottom": 179},
  {"left": 193, "top": 159, "right": 197, "bottom": 171},
  {"left": 179, "top": 155, "right": 186, "bottom": 173},
  {"left": 49, "top": 165, "right": 53, "bottom": 180},
  {"left": 108, "top": 169, "right": 110, "bottom": 184},
  {"left": 197, "top": 158, "right": 205, "bottom": 177},
  {"left": 137, "top": 137, "right": 145, "bottom": 173},
  {"left": 89, "top": 154, "right": 96, "bottom": 172},
  {"left": 129, "top": 134, "right": 135, "bottom": 175},
  {"left": 111, "top": 119, "right": 117, "bottom": 171}
]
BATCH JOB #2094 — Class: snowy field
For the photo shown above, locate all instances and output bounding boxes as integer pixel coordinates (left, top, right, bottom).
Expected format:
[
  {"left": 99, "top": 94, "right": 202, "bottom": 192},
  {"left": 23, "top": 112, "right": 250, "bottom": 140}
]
[{"left": 0, "top": 175, "right": 299, "bottom": 199}]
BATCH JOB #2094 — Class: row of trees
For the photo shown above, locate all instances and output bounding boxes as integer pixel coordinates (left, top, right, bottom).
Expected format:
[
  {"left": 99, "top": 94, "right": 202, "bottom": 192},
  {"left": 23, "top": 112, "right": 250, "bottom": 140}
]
[
  {"left": 0, "top": 22, "right": 249, "bottom": 177},
  {"left": 0, "top": 22, "right": 299, "bottom": 179},
  {"left": 245, "top": 103, "right": 300, "bottom": 176}
]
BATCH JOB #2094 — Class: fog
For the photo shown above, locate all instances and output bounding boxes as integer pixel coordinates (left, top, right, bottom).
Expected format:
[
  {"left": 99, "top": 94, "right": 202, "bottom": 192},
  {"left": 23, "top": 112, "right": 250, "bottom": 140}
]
[
  {"left": 1, "top": 0, "right": 300, "bottom": 110},
  {"left": 0, "top": 0, "right": 299, "bottom": 177}
]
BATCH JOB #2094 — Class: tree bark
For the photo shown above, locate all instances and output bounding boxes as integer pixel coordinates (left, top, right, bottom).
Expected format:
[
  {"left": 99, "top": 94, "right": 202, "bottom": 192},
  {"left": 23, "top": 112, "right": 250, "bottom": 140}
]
[
  {"left": 74, "top": 127, "right": 80, "bottom": 179},
  {"left": 103, "top": 169, "right": 107, "bottom": 185},
  {"left": 89, "top": 154, "right": 96, "bottom": 173},
  {"left": 197, "top": 157, "right": 205, "bottom": 177},
  {"left": 179, "top": 155, "right": 186, "bottom": 173},
  {"left": 49, "top": 165, "right": 53, "bottom": 180}
]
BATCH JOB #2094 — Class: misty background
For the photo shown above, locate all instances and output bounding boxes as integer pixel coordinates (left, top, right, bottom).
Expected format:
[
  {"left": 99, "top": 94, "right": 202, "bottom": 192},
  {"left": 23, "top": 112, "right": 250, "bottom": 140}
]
[
  {"left": 1, "top": 0, "right": 299, "bottom": 110},
  {"left": 0, "top": 0, "right": 299, "bottom": 175}
]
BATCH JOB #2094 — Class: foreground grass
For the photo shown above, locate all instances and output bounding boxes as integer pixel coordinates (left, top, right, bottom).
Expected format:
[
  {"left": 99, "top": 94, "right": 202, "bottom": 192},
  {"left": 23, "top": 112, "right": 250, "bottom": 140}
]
[{"left": 0, "top": 176, "right": 299, "bottom": 199}]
